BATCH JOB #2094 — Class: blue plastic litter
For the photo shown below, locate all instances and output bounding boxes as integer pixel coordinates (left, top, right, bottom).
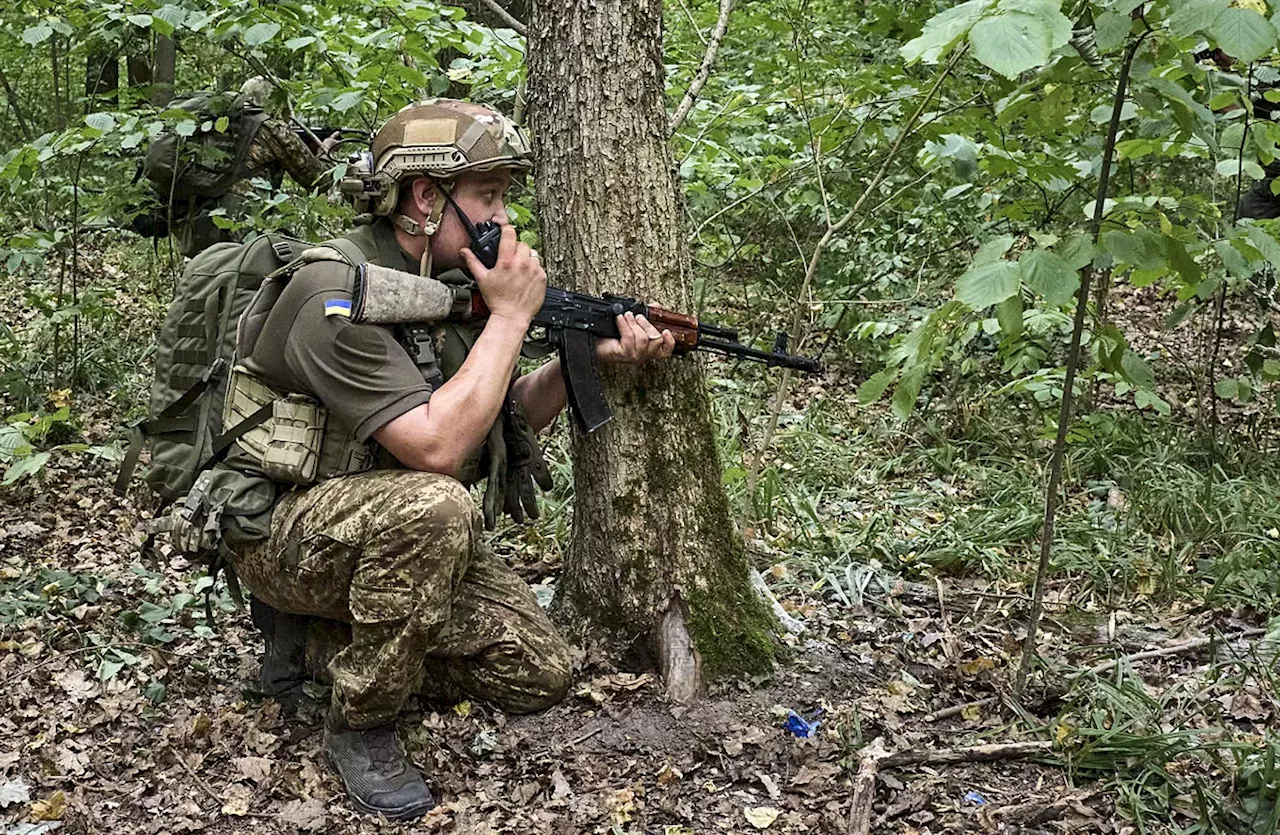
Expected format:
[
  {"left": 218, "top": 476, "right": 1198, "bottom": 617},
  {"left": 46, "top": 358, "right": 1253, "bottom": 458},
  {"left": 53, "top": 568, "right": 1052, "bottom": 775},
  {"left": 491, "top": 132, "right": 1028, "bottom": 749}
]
[
  {"left": 963, "top": 790, "right": 987, "bottom": 806},
  {"left": 783, "top": 709, "right": 822, "bottom": 738}
]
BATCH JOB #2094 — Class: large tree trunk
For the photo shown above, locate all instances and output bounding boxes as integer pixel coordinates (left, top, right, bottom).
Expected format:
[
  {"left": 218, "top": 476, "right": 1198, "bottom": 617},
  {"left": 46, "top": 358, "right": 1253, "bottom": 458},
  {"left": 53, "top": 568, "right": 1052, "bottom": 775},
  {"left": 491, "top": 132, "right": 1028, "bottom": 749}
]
[
  {"left": 127, "top": 32, "right": 177, "bottom": 106},
  {"left": 84, "top": 49, "right": 119, "bottom": 112},
  {"left": 528, "top": 0, "right": 773, "bottom": 701},
  {"left": 152, "top": 36, "right": 176, "bottom": 106}
]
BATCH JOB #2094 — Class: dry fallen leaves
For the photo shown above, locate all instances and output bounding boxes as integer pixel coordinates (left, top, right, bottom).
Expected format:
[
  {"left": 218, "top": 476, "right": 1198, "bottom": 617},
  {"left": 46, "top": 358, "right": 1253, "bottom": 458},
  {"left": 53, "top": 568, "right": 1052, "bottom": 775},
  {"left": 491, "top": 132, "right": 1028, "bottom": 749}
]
[
  {"left": 234, "top": 755, "right": 274, "bottom": 784},
  {"left": 278, "top": 797, "right": 328, "bottom": 832},
  {"left": 744, "top": 806, "right": 781, "bottom": 829},
  {"left": 220, "top": 783, "right": 253, "bottom": 816},
  {"left": 29, "top": 790, "right": 66, "bottom": 821}
]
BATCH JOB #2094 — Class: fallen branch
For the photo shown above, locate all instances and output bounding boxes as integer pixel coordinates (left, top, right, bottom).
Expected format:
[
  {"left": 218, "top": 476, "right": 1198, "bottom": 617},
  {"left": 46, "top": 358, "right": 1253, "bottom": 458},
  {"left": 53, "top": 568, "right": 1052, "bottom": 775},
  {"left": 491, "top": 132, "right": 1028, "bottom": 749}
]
[
  {"left": 1068, "top": 628, "right": 1267, "bottom": 680},
  {"left": 979, "top": 791, "right": 1104, "bottom": 829},
  {"left": 668, "top": 0, "right": 734, "bottom": 134},
  {"left": 847, "top": 738, "right": 1051, "bottom": 835},
  {"left": 165, "top": 745, "right": 223, "bottom": 806},
  {"left": 924, "top": 696, "right": 997, "bottom": 723},
  {"left": 846, "top": 738, "right": 889, "bottom": 835},
  {"left": 883, "top": 740, "right": 1051, "bottom": 768}
]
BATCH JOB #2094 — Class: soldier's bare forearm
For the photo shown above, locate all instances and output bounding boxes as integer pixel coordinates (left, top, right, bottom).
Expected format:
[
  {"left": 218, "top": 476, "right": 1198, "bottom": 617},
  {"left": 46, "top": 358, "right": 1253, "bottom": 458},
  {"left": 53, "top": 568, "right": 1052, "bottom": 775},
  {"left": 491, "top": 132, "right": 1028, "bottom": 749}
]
[
  {"left": 511, "top": 359, "right": 568, "bottom": 433},
  {"left": 374, "top": 315, "right": 529, "bottom": 476}
]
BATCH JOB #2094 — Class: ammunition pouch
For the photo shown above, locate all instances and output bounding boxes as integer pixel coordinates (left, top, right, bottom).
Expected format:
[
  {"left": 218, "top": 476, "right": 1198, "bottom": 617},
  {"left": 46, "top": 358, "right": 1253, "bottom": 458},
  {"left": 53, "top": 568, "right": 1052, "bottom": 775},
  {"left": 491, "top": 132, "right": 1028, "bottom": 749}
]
[{"left": 224, "top": 365, "right": 373, "bottom": 485}]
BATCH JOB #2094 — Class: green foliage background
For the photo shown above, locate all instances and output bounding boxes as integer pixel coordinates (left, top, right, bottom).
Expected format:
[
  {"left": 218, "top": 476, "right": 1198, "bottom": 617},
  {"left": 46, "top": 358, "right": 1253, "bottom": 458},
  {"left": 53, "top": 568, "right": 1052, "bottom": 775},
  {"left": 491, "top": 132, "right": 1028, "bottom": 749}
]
[{"left": 3, "top": 0, "right": 1280, "bottom": 827}]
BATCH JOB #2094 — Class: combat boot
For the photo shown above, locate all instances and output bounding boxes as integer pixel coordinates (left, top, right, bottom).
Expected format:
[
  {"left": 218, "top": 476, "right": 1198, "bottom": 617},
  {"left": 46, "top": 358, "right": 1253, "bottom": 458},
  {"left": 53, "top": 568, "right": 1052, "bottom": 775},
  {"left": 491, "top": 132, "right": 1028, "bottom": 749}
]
[
  {"left": 249, "top": 596, "right": 315, "bottom": 710},
  {"left": 324, "top": 712, "right": 436, "bottom": 820}
]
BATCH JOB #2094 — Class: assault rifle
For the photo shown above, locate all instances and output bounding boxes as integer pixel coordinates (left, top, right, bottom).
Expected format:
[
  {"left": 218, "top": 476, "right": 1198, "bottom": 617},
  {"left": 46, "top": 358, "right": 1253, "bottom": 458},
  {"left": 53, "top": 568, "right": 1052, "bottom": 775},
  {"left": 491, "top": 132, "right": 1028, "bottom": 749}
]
[
  {"left": 430, "top": 187, "right": 821, "bottom": 433},
  {"left": 292, "top": 124, "right": 369, "bottom": 151},
  {"left": 459, "top": 287, "right": 820, "bottom": 433}
]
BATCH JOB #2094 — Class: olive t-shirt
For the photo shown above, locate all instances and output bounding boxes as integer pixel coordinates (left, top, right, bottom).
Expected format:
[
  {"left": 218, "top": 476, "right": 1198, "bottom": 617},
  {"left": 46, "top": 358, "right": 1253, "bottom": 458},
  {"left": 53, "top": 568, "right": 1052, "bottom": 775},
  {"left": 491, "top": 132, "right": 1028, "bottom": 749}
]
[{"left": 242, "top": 221, "right": 432, "bottom": 442}]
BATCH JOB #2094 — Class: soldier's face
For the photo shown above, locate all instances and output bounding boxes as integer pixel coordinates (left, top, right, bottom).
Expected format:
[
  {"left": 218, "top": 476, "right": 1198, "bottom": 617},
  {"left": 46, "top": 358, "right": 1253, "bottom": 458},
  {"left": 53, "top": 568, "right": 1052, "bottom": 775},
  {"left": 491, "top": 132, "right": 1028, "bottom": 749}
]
[{"left": 430, "top": 171, "right": 514, "bottom": 270}]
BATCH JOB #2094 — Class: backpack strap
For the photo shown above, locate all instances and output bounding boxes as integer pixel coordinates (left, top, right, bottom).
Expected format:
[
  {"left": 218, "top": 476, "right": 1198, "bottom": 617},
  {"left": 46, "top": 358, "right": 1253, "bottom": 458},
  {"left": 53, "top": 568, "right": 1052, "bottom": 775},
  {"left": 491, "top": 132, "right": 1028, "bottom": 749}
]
[
  {"left": 315, "top": 237, "right": 369, "bottom": 267},
  {"left": 113, "top": 357, "right": 232, "bottom": 497}
]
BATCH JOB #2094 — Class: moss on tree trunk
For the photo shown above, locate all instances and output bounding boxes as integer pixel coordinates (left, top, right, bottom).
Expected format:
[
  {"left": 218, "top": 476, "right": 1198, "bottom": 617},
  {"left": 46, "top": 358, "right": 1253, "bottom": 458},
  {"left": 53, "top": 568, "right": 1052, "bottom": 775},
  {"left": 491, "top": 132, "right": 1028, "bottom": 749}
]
[{"left": 528, "top": 0, "right": 773, "bottom": 699}]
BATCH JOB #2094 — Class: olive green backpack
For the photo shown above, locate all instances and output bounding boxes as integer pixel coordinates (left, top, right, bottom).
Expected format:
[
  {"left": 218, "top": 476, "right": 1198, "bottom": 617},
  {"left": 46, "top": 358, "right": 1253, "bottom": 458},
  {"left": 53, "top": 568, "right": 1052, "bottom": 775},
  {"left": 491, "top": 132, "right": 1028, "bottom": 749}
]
[
  {"left": 142, "top": 92, "right": 270, "bottom": 202},
  {"left": 114, "top": 234, "right": 312, "bottom": 503}
]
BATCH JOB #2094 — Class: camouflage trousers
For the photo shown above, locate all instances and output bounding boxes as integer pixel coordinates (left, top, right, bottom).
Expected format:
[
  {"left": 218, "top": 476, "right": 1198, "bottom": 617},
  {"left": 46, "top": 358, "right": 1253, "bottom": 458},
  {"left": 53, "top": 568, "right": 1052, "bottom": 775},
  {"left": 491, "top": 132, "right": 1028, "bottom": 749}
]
[{"left": 231, "top": 469, "right": 571, "bottom": 728}]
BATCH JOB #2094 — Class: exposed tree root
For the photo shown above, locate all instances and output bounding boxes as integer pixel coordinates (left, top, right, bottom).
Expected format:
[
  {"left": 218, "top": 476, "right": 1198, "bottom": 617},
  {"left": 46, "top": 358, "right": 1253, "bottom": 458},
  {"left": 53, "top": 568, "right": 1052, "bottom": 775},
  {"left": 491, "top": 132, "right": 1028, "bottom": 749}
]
[
  {"left": 847, "top": 739, "right": 1053, "bottom": 835},
  {"left": 1068, "top": 628, "right": 1267, "bottom": 680},
  {"left": 657, "top": 596, "right": 701, "bottom": 703}
]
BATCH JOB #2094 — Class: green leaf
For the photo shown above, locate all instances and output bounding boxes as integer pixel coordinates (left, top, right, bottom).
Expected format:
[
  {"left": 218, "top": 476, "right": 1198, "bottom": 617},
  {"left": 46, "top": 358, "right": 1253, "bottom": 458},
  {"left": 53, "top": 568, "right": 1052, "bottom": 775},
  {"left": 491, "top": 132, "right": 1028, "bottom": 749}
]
[
  {"left": 330, "top": 90, "right": 365, "bottom": 112},
  {"left": 968, "top": 12, "right": 1053, "bottom": 80},
  {"left": 175, "top": 120, "right": 197, "bottom": 138},
  {"left": 902, "top": 0, "right": 993, "bottom": 64},
  {"left": 973, "top": 234, "right": 1015, "bottom": 266},
  {"left": 1215, "top": 239, "right": 1253, "bottom": 279},
  {"left": 214, "top": 116, "right": 230, "bottom": 133},
  {"left": 97, "top": 657, "right": 125, "bottom": 682},
  {"left": 996, "top": 0, "right": 1072, "bottom": 48},
  {"left": 243, "top": 22, "right": 281, "bottom": 47},
  {"left": 1164, "top": 237, "right": 1201, "bottom": 284},
  {"left": 1094, "top": 10, "right": 1131, "bottom": 51},
  {"left": 1210, "top": 8, "right": 1277, "bottom": 65},
  {"left": 1102, "top": 230, "right": 1166, "bottom": 271},
  {"left": 21, "top": 24, "right": 53, "bottom": 46},
  {"left": 956, "top": 260, "right": 1022, "bottom": 309},
  {"left": 891, "top": 369, "right": 925, "bottom": 421},
  {"left": 996, "top": 293, "right": 1024, "bottom": 338},
  {"left": 1121, "top": 350, "right": 1155, "bottom": 389},
  {"left": 1168, "top": 0, "right": 1229, "bottom": 36},
  {"left": 1057, "top": 234, "right": 1096, "bottom": 271},
  {"left": 127, "top": 14, "right": 154, "bottom": 28},
  {"left": 1134, "top": 389, "right": 1170, "bottom": 415},
  {"left": 1215, "top": 377, "right": 1238, "bottom": 399},
  {"left": 1216, "top": 158, "right": 1265, "bottom": 178},
  {"left": 2, "top": 452, "right": 50, "bottom": 486},
  {"left": 1247, "top": 227, "right": 1280, "bottom": 270},
  {"left": 857, "top": 368, "right": 898, "bottom": 405},
  {"left": 284, "top": 36, "right": 316, "bottom": 51},
  {"left": 1020, "top": 249, "right": 1079, "bottom": 307},
  {"left": 155, "top": 5, "right": 188, "bottom": 28},
  {"left": 84, "top": 113, "right": 115, "bottom": 133}
]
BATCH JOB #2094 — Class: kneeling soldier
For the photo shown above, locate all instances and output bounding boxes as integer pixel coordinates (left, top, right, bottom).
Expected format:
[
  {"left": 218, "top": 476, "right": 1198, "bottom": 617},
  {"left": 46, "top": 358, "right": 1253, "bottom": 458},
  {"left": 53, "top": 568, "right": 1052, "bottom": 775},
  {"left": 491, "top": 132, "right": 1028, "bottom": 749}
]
[{"left": 196, "top": 100, "right": 674, "bottom": 819}]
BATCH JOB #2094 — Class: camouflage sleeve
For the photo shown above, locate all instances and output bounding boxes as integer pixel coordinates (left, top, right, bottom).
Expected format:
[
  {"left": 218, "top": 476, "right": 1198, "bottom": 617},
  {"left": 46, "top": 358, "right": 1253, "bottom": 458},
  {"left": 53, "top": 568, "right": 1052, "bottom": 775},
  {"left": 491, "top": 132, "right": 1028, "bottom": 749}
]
[{"left": 247, "top": 118, "right": 330, "bottom": 190}]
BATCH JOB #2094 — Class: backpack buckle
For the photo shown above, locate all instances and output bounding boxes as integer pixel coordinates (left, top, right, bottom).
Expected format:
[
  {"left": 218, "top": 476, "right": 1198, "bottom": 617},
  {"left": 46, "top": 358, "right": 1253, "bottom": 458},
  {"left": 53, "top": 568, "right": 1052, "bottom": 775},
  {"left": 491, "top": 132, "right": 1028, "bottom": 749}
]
[{"left": 203, "top": 357, "right": 229, "bottom": 384}]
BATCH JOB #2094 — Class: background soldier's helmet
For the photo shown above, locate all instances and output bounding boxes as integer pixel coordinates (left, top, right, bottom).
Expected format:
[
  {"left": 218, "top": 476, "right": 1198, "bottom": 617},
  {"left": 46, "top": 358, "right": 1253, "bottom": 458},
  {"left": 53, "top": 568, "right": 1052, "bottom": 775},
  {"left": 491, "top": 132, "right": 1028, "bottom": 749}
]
[
  {"left": 238, "top": 76, "right": 275, "bottom": 109},
  {"left": 341, "top": 99, "right": 533, "bottom": 216}
]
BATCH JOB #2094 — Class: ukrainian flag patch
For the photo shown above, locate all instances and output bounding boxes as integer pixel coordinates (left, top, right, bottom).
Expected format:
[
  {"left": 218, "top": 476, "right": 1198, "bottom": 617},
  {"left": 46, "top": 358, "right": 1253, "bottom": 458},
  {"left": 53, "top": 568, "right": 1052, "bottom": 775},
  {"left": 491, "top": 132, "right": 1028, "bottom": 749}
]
[{"left": 324, "top": 298, "right": 352, "bottom": 318}]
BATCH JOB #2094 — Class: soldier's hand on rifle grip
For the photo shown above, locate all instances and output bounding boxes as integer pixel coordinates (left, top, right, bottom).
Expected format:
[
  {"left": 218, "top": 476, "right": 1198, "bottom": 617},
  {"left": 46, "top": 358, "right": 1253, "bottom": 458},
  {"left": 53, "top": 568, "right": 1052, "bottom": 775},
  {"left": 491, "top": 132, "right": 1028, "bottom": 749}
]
[
  {"left": 460, "top": 222, "right": 546, "bottom": 327},
  {"left": 596, "top": 311, "right": 676, "bottom": 366}
]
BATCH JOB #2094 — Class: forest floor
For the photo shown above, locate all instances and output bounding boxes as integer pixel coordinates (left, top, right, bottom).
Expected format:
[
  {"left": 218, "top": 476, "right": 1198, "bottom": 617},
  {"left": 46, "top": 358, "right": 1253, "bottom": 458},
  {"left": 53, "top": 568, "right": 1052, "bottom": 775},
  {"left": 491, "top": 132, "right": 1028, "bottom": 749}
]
[{"left": 3, "top": 284, "right": 1280, "bottom": 834}]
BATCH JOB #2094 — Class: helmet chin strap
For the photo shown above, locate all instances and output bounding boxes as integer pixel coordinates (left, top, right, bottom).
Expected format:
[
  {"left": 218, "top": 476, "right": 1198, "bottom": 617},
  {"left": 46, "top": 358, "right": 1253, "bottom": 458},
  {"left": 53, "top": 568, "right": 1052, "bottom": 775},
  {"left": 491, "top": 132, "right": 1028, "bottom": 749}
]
[{"left": 392, "top": 183, "right": 449, "bottom": 276}]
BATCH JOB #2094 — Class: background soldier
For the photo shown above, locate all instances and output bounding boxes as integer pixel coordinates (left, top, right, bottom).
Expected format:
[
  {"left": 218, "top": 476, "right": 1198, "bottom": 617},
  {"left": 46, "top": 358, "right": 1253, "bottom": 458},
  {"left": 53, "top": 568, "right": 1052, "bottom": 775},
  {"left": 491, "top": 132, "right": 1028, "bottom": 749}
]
[{"left": 137, "top": 77, "right": 341, "bottom": 257}]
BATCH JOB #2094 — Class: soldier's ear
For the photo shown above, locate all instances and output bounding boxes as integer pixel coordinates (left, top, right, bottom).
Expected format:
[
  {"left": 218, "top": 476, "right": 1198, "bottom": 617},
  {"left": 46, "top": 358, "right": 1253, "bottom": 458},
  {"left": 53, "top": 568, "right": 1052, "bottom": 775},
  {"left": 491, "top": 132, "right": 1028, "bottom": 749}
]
[{"left": 409, "top": 177, "right": 436, "bottom": 216}]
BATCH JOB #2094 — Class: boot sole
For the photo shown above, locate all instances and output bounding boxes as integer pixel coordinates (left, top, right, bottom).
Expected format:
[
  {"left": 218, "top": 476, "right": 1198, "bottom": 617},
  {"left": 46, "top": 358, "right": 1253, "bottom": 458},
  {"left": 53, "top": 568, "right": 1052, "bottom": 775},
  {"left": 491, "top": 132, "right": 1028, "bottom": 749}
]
[{"left": 324, "top": 749, "right": 437, "bottom": 821}]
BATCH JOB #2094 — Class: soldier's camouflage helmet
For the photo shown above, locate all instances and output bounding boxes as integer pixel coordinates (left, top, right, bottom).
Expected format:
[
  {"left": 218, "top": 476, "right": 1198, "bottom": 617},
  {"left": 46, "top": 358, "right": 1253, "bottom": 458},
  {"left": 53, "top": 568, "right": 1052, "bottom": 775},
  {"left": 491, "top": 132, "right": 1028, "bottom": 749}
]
[{"left": 342, "top": 99, "right": 532, "bottom": 217}]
